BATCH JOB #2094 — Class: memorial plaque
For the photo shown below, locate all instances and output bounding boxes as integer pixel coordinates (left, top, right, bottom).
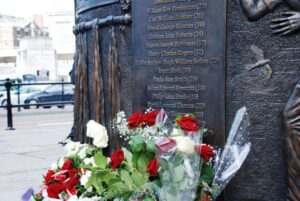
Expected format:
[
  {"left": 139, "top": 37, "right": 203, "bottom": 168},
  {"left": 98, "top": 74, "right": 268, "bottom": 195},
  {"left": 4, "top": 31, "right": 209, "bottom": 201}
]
[
  {"left": 132, "top": 0, "right": 226, "bottom": 145},
  {"left": 76, "top": 0, "right": 120, "bottom": 14}
]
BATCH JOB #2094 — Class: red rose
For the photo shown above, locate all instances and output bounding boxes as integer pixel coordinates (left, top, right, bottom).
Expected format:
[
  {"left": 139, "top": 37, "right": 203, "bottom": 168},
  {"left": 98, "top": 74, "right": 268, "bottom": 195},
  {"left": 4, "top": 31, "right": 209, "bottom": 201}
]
[
  {"left": 110, "top": 148, "right": 124, "bottom": 169},
  {"left": 176, "top": 116, "right": 199, "bottom": 132},
  {"left": 63, "top": 175, "right": 80, "bottom": 191},
  {"left": 45, "top": 170, "right": 55, "bottom": 185},
  {"left": 47, "top": 183, "right": 63, "bottom": 199},
  {"left": 155, "top": 138, "right": 177, "bottom": 154},
  {"left": 146, "top": 158, "right": 159, "bottom": 177},
  {"left": 142, "top": 110, "right": 160, "bottom": 127},
  {"left": 196, "top": 144, "right": 214, "bottom": 162},
  {"left": 61, "top": 159, "right": 73, "bottom": 170},
  {"left": 54, "top": 172, "right": 67, "bottom": 183},
  {"left": 68, "top": 169, "right": 80, "bottom": 178},
  {"left": 128, "top": 112, "right": 143, "bottom": 129}
]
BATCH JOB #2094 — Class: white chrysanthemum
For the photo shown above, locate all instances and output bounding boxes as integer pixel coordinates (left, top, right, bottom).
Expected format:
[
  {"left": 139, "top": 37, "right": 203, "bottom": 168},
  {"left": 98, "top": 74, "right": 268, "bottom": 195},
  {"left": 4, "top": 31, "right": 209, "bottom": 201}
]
[
  {"left": 65, "top": 141, "right": 82, "bottom": 155},
  {"left": 86, "top": 120, "right": 109, "bottom": 148},
  {"left": 58, "top": 157, "right": 65, "bottom": 168},
  {"left": 78, "top": 146, "right": 88, "bottom": 159},
  {"left": 67, "top": 195, "right": 79, "bottom": 201},
  {"left": 86, "top": 187, "right": 93, "bottom": 193},
  {"left": 171, "top": 136, "right": 195, "bottom": 154},
  {"left": 51, "top": 162, "right": 58, "bottom": 171},
  {"left": 78, "top": 196, "right": 102, "bottom": 201},
  {"left": 80, "top": 170, "right": 92, "bottom": 186},
  {"left": 83, "top": 157, "right": 97, "bottom": 167}
]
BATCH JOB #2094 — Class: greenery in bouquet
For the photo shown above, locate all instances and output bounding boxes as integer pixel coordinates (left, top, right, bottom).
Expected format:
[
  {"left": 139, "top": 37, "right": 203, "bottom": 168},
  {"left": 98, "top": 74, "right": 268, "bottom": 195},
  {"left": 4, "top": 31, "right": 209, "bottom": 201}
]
[{"left": 31, "top": 109, "right": 216, "bottom": 201}]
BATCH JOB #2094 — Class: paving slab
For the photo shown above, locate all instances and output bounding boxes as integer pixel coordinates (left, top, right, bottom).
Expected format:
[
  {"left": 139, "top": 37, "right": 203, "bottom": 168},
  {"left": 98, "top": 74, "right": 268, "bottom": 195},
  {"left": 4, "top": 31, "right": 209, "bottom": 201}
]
[{"left": 0, "top": 107, "right": 73, "bottom": 201}]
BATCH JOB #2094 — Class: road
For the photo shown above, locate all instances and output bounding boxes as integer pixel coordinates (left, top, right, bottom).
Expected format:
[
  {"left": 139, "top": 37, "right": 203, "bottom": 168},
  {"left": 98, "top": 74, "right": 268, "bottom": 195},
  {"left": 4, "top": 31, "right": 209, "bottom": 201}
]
[{"left": 0, "top": 106, "right": 73, "bottom": 201}]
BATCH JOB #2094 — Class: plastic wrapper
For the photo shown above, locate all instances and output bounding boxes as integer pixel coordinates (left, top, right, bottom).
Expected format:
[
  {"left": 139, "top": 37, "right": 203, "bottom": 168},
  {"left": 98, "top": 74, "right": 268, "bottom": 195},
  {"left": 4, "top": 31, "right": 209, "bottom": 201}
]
[
  {"left": 154, "top": 110, "right": 203, "bottom": 201},
  {"left": 210, "top": 106, "right": 251, "bottom": 199}
]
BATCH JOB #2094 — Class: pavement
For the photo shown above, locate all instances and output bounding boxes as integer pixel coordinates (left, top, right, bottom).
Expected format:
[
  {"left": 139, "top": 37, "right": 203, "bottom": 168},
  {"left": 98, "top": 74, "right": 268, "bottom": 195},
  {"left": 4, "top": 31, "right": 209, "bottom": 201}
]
[{"left": 0, "top": 106, "right": 73, "bottom": 201}]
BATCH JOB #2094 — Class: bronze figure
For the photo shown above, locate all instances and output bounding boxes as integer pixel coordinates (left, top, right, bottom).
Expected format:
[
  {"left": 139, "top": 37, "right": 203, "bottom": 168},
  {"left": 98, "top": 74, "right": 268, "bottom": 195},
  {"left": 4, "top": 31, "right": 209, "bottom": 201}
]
[
  {"left": 240, "top": 0, "right": 300, "bottom": 35},
  {"left": 284, "top": 80, "right": 300, "bottom": 201}
]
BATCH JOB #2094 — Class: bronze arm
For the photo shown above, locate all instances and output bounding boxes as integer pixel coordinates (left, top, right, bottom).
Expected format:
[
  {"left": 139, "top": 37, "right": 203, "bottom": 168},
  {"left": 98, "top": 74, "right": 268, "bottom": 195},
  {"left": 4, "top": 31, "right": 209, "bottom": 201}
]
[
  {"left": 240, "top": 0, "right": 281, "bottom": 20},
  {"left": 285, "top": 0, "right": 300, "bottom": 10}
]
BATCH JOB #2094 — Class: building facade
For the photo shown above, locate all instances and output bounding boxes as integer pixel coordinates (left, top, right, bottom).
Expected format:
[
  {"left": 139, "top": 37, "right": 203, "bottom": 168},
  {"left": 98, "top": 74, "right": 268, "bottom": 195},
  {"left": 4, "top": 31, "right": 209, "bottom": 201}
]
[{"left": 46, "top": 0, "right": 75, "bottom": 81}]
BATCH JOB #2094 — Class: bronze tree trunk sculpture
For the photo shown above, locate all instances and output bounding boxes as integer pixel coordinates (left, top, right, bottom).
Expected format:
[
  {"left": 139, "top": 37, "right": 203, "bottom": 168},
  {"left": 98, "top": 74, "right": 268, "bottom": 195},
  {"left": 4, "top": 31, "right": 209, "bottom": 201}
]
[{"left": 284, "top": 80, "right": 300, "bottom": 201}]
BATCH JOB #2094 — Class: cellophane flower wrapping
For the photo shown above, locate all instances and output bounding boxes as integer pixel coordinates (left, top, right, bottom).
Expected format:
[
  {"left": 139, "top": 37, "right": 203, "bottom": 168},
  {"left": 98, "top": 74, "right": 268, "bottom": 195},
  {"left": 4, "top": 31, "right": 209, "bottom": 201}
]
[
  {"left": 154, "top": 111, "right": 204, "bottom": 201},
  {"left": 209, "top": 107, "right": 251, "bottom": 199}
]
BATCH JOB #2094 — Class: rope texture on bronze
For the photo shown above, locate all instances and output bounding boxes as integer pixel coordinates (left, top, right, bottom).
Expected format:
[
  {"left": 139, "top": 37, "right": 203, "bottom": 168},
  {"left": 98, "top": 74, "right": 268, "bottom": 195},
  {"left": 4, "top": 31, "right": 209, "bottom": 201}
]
[
  {"left": 73, "top": 32, "right": 89, "bottom": 143},
  {"left": 92, "top": 20, "right": 105, "bottom": 125},
  {"left": 107, "top": 26, "right": 121, "bottom": 151},
  {"left": 284, "top": 80, "right": 300, "bottom": 201},
  {"left": 108, "top": 27, "right": 121, "bottom": 123}
]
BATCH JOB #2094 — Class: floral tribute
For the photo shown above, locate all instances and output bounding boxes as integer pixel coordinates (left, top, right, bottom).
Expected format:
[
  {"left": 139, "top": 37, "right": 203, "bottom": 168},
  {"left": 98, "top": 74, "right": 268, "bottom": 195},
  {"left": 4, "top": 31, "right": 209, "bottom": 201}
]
[{"left": 29, "top": 107, "right": 251, "bottom": 201}]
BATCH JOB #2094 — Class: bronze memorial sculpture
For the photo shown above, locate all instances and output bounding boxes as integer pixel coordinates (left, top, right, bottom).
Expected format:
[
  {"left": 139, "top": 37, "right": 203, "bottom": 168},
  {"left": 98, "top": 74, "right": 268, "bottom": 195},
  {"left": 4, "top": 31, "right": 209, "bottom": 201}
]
[
  {"left": 69, "top": 0, "right": 300, "bottom": 200},
  {"left": 240, "top": 0, "right": 300, "bottom": 200},
  {"left": 240, "top": 0, "right": 300, "bottom": 35},
  {"left": 284, "top": 81, "right": 300, "bottom": 201}
]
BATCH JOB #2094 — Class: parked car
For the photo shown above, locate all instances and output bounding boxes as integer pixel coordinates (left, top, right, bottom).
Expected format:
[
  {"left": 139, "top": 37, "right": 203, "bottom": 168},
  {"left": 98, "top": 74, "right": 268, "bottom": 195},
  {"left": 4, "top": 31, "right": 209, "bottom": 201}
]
[
  {"left": 24, "top": 84, "right": 74, "bottom": 109},
  {"left": 0, "top": 85, "right": 48, "bottom": 108}
]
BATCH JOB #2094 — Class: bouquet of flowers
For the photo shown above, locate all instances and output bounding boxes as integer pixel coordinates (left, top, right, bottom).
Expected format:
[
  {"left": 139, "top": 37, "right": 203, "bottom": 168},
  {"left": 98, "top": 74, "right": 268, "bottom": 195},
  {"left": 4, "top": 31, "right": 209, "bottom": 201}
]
[{"left": 27, "top": 107, "right": 250, "bottom": 201}]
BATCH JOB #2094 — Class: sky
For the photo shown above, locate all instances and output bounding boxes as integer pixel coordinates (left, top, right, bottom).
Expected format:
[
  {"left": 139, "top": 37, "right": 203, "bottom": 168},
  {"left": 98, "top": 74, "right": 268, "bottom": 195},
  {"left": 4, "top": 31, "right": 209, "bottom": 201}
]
[{"left": 0, "top": 0, "right": 73, "bottom": 18}]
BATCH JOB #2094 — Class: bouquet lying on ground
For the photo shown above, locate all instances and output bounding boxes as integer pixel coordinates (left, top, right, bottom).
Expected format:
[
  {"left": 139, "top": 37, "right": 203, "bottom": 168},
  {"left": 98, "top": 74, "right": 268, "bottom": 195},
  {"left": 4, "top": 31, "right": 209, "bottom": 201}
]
[{"left": 27, "top": 107, "right": 251, "bottom": 201}]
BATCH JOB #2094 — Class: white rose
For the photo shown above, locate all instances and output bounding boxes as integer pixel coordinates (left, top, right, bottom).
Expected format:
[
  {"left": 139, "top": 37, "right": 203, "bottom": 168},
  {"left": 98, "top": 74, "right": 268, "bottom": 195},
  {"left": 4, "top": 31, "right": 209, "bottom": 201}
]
[
  {"left": 171, "top": 136, "right": 195, "bottom": 154},
  {"left": 80, "top": 170, "right": 92, "bottom": 186},
  {"left": 171, "top": 128, "right": 184, "bottom": 136},
  {"left": 86, "top": 120, "right": 109, "bottom": 148},
  {"left": 93, "top": 133, "right": 108, "bottom": 148}
]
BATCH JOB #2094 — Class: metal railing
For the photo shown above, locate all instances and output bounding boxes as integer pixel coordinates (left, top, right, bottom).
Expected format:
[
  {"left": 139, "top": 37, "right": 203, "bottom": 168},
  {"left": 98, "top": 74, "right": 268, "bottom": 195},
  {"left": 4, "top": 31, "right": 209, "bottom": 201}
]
[{"left": 0, "top": 78, "right": 74, "bottom": 130}]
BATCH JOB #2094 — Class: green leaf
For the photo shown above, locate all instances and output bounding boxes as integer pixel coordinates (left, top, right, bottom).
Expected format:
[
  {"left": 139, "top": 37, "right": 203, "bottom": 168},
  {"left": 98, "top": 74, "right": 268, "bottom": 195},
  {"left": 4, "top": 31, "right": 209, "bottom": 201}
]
[
  {"left": 137, "top": 153, "right": 152, "bottom": 172},
  {"left": 199, "top": 163, "right": 213, "bottom": 184},
  {"left": 144, "top": 197, "right": 155, "bottom": 201},
  {"left": 132, "top": 172, "right": 148, "bottom": 187},
  {"left": 172, "top": 155, "right": 184, "bottom": 167},
  {"left": 178, "top": 177, "right": 189, "bottom": 190},
  {"left": 146, "top": 139, "right": 156, "bottom": 154},
  {"left": 84, "top": 174, "right": 94, "bottom": 189},
  {"left": 172, "top": 165, "right": 185, "bottom": 182},
  {"left": 80, "top": 164, "right": 93, "bottom": 169},
  {"left": 175, "top": 114, "right": 184, "bottom": 121},
  {"left": 161, "top": 171, "right": 171, "bottom": 182},
  {"left": 120, "top": 170, "right": 133, "bottom": 190},
  {"left": 163, "top": 190, "right": 177, "bottom": 201},
  {"left": 108, "top": 178, "right": 121, "bottom": 186},
  {"left": 102, "top": 172, "right": 118, "bottom": 184},
  {"left": 94, "top": 151, "right": 107, "bottom": 169},
  {"left": 132, "top": 151, "right": 141, "bottom": 168},
  {"left": 92, "top": 175, "right": 103, "bottom": 194},
  {"left": 130, "top": 135, "right": 145, "bottom": 153},
  {"left": 122, "top": 147, "right": 134, "bottom": 172},
  {"left": 112, "top": 182, "right": 131, "bottom": 192}
]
